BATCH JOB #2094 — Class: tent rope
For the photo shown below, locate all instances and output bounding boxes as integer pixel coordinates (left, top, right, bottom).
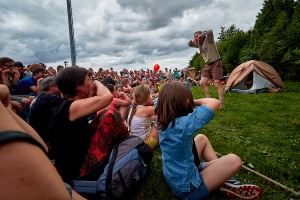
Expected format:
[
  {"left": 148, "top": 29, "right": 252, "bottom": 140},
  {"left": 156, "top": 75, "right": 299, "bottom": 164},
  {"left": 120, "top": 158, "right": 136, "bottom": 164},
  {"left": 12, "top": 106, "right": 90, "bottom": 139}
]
[{"left": 215, "top": 151, "right": 300, "bottom": 196}]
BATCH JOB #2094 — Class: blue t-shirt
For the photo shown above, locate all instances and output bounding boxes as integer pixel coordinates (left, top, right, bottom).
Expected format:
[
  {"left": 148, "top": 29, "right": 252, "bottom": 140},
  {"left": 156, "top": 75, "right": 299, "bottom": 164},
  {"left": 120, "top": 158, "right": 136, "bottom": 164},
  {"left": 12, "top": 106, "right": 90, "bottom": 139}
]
[
  {"left": 16, "top": 76, "right": 36, "bottom": 95},
  {"left": 159, "top": 105, "right": 214, "bottom": 192}
]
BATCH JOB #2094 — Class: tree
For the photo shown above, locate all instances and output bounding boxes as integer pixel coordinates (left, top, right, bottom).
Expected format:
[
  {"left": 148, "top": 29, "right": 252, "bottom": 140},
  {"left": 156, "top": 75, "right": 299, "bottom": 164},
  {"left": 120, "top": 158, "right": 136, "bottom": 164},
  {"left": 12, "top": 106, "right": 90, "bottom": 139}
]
[
  {"left": 285, "top": 0, "right": 300, "bottom": 49},
  {"left": 217, "top": 25, "right": 250, "bottom": 73},
  {"left": 187, "top": 0, "right": 300, "bottom": 80},
  {"left": 218, "top": 25, "right": 242, "bottom": 42},
  {"left": 188, "top": 52, "right": 204, "bottom": 72},
  {"left": 257, "top": 11, "right": 290, "bottom": 63},
  {"left": 282, "top": 0, "right": 300, "bottom": 81}
]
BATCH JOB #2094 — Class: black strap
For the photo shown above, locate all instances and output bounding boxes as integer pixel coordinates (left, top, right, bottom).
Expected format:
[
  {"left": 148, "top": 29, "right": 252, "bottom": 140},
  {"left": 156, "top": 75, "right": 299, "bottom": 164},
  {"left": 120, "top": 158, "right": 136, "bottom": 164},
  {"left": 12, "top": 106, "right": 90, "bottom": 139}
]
[
  {"left": 0, "top": 131, "right": 47, "bottom": 154},
  {"left": 193, "top": 139, "right": 200, "bottom": 166},
  {"left": 106, "top": 145, "right": 119, "bottom": 199}
]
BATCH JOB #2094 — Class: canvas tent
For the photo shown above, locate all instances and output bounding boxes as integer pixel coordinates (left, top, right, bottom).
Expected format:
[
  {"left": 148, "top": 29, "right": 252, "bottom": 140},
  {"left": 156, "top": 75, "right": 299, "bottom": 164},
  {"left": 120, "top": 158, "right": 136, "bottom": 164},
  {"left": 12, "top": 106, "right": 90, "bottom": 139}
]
[{"left": 225, "top": 60, "right": 284, "bottom": 94}]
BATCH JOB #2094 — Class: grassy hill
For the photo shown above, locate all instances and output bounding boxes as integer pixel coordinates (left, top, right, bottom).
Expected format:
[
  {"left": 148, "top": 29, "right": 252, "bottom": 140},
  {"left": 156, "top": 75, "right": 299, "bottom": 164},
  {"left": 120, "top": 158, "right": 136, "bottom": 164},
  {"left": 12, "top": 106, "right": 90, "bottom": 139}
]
[{"left": 136, "top": 82, "right": 300, "bottom": 200}]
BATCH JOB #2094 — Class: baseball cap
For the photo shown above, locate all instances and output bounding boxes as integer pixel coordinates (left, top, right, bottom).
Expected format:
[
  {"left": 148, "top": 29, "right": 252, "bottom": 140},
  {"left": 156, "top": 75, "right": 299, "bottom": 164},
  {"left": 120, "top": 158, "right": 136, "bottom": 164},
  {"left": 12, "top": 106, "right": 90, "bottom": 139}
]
[{"left": 41, "top": 76, "right": 55, "bottom": 91}]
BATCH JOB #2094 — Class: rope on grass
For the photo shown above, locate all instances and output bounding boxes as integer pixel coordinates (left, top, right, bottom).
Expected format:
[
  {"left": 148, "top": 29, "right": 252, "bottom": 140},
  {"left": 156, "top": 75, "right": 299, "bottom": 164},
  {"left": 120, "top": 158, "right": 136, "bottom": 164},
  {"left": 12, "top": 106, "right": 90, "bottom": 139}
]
[{"left": 215, "top": 151, "right": 300, "bottom": 196}]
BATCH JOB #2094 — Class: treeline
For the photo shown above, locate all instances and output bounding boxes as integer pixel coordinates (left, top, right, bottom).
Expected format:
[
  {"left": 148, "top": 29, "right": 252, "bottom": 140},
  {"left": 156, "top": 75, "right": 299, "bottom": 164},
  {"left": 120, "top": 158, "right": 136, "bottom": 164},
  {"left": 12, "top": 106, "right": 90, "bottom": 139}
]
[{"left": 188, "top": 0, "right": 300, "bottom": 81}]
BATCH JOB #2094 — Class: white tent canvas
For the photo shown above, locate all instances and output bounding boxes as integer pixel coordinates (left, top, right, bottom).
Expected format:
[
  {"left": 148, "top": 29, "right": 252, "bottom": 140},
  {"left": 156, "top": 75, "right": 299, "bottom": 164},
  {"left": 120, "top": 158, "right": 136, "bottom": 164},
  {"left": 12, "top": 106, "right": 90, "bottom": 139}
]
[{"left": 230, "top": 71, "right": 275, "bottom": 94}]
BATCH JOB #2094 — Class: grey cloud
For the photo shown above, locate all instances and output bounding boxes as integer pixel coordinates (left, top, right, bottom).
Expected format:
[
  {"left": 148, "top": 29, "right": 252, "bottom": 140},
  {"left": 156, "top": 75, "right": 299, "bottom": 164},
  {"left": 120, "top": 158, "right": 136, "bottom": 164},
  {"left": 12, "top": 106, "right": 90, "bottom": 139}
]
[
  {"left": 115, "top": 0, "right": 202, "bottom": 30},
  {"left": 1, "top": 0, "right": 263, "bottom": 71}
]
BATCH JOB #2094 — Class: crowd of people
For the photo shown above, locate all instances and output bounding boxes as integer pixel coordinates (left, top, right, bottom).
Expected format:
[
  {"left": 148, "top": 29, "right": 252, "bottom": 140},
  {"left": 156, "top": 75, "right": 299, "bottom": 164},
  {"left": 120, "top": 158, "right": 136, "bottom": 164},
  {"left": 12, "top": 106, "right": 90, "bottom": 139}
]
[{"left": 0, "top": 54, "right": 262, "bottom": 200}]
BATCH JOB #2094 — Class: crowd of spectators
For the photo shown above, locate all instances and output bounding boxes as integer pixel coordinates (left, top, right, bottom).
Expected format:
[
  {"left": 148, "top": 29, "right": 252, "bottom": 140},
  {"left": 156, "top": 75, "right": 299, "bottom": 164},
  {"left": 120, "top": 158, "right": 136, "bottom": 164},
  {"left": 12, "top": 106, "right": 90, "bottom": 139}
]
[
  {"left": 0, "top": 56, "right": 203, "bottom": 124},
  {"left": 0, "top": 56, "right": 263, "bottom": 200}
]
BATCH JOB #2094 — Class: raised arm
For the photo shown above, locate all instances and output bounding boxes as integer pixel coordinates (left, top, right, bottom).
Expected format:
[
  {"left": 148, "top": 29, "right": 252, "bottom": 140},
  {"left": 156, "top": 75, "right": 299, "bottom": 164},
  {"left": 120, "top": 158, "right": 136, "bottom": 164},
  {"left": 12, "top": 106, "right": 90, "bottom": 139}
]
[
  {"left": 115, "top": 92, "right": 131, "bottom": 107},
  {"left": 194, "top": 98, "right": 220, "bottom": 112},
  {"left": 69, "top": 81, "right": 113, "bottom": 121},
  {"left": 199, "top": 30, "right": 214, "bottom": 43},
  {"left": 0, "top": 69, "right": 8, "bottom": 86},
  {"left": 29, "top": 77, "right": 43, "bottom": 94},
  {"left": 10, "top": 67, "right": 20, "bottom": 85}
]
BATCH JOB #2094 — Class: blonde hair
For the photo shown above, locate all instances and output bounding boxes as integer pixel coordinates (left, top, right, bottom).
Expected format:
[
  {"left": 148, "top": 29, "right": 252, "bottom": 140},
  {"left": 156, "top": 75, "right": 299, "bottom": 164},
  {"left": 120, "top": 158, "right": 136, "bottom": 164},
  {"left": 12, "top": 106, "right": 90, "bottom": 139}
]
[
  {"left": 128, "top": 84, "right": 150, "bottom": 129},
  {"left": 121, "top": 78, "right": 129, "bottom": 85}
]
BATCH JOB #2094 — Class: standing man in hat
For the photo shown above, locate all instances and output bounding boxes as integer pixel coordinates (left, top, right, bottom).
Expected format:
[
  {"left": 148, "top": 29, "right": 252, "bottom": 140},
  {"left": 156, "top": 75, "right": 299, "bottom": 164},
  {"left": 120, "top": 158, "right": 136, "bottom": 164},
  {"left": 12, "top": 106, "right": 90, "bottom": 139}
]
[{"left": 188, "top": 30, "right": 225, "bottom": 108}]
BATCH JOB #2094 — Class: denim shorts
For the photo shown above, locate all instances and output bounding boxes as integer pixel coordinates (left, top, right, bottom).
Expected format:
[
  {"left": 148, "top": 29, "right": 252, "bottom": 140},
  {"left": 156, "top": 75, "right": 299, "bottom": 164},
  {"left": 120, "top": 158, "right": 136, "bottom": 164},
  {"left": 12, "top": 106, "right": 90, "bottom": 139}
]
[{"left": 170, "top": 173, "right": 209, "bottom": 200}]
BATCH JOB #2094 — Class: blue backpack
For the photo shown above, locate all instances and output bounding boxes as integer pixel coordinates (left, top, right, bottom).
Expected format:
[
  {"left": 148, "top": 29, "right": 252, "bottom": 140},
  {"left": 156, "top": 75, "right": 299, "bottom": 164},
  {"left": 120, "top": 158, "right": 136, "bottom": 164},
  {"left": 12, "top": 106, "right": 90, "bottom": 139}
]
[{"left": 73, "top": 136, "right": 153, "bottom": 199}]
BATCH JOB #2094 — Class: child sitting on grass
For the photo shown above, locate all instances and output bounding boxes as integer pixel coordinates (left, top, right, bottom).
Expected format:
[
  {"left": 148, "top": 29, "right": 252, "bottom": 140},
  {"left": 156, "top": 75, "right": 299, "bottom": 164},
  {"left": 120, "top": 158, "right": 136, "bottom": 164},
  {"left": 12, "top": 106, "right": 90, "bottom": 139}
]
[
  {"left": 127, "top": 84, "right": 158, "bottom": 149},
  {"left": 155, "top": 82, "right": 262, "bottom": 200}
]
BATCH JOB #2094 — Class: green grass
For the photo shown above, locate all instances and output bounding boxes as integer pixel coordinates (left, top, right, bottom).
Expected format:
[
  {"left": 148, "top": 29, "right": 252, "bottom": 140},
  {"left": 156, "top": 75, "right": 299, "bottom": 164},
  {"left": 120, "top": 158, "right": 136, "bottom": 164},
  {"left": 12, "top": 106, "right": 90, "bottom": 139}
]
[{"left": 135, "top": 82, "right": 300, "bottom": 200}]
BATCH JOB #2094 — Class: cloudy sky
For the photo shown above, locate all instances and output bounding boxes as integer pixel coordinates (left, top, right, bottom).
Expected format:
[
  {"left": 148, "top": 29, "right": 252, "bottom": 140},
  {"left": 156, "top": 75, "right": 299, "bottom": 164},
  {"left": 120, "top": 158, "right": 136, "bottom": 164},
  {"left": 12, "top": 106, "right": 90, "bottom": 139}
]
[{"left": 0, "top": 0, "right": 263, "bottom": 72}]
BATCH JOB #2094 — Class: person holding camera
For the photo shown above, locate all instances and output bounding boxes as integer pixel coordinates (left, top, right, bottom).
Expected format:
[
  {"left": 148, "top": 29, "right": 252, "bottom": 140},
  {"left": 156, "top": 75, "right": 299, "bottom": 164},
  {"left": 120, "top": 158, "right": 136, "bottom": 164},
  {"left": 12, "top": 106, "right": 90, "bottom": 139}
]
[{"left": 188, "top": 30, "right": 225, "bottom": 108}]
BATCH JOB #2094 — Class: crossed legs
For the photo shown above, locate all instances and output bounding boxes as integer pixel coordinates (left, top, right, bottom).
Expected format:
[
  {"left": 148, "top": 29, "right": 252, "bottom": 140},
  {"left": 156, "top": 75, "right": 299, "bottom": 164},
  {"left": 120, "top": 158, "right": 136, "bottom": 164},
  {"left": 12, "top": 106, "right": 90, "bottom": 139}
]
[{"left": 194, "top": 134, "right": 242, "bottom": 193}]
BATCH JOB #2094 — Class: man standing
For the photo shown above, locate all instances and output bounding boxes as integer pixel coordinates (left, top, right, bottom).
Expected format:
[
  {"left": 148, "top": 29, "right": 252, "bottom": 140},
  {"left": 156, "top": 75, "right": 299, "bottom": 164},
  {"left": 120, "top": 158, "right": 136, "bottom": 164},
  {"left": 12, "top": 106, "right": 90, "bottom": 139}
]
[
  {"left": 188, "top": 30, "right": 225, "bottom": 108},
  {"left": 173, "top": 68, "right": 180, "bottom": 80},
  {"left": 164, "top": 68, "right": 170, "bottom": 80}
]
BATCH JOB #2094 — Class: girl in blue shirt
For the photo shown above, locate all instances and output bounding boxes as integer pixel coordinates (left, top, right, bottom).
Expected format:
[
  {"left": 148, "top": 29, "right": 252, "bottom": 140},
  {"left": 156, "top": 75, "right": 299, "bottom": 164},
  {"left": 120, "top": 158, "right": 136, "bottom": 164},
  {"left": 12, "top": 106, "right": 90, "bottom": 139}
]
[{"left": 155, "top": 82, "right": 258, "bottom": 199}]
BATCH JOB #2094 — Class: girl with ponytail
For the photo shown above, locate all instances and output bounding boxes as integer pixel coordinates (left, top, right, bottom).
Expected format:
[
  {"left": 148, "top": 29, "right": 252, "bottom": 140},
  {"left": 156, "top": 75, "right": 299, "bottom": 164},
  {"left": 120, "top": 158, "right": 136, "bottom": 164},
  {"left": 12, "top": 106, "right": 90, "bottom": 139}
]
[{"left": 127, "top": 84, "right": 158, "bottom": 149}]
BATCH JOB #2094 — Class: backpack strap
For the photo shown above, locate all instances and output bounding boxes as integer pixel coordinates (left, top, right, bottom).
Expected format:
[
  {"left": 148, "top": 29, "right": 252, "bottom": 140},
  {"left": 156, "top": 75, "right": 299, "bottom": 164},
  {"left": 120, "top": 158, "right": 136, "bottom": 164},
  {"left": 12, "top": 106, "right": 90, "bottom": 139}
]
[
  {"left": 105, "top": 143, "right": 119, "bottom": 199},
  {"left": 0, "top": 131, "right": 47, "bottom": 154}
]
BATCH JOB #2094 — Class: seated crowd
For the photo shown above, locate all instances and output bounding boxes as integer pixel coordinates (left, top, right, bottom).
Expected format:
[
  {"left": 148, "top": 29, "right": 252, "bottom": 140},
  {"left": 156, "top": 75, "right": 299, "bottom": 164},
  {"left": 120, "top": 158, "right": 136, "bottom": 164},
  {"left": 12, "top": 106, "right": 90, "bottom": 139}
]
[{"left": 0, "top": 56, "right": 262, "bottom": 200}]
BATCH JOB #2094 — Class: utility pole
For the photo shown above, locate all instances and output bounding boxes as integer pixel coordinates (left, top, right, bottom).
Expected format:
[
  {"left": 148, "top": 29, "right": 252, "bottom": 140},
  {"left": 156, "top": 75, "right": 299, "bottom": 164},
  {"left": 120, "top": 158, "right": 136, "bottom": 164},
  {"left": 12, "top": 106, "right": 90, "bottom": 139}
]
[{"left": 66, "top": 0, "right": 76, "bottom": 66}]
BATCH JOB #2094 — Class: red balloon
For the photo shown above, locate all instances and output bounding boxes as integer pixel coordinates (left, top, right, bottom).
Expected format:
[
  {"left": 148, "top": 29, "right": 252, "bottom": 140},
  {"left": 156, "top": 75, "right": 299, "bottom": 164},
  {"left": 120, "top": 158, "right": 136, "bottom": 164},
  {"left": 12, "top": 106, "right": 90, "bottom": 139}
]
[{"left": 154, "top": 64, "right": 160, "bottom": 71}]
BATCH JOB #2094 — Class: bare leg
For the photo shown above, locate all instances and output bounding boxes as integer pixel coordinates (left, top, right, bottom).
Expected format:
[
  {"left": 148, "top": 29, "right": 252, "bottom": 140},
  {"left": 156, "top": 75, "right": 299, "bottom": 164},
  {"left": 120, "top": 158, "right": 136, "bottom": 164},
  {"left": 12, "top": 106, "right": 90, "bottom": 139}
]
[
  {"left": 20, "top": 97, "right": 31, "bottom": 110},
  {"left": 194, "top": 134, "right": 217, "bottom": 161},
  {"left": 199, "top": 77, "right": 211, "bottom": 98},
  {"left": 201, "top": 154, "right": 242, "bottom": 192},
  {"left": 214, "top": 80, "right": 224, "bottom": 102}
]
